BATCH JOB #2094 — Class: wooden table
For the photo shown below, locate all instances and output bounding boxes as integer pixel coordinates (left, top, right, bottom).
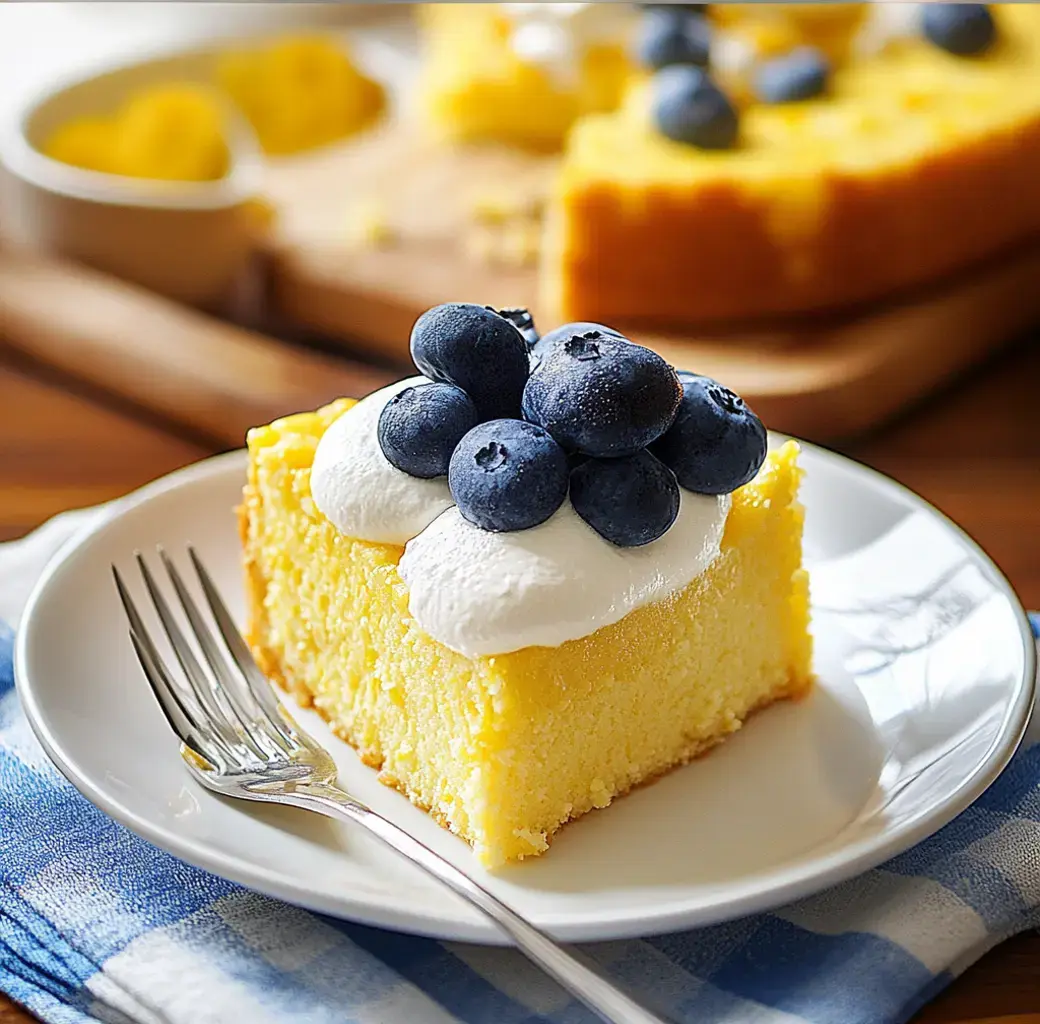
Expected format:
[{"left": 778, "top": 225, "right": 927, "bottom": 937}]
[{"left": 0, "top": 337, "right": 1038, "bottom": 1023}]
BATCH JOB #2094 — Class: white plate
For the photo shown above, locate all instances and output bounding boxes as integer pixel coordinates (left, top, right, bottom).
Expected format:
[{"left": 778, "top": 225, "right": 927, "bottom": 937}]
[{"left": 15, "top": 442, "right": 1036, "bottom": 943}]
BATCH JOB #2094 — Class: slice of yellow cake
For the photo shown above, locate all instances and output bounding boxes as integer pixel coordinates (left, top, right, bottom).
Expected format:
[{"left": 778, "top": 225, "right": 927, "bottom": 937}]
[{"left": 240, "top": 401, "right": 811, "bottom": 867}]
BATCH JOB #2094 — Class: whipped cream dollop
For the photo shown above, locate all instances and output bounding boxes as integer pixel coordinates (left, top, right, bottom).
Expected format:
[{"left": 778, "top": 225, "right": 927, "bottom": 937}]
[
  {"left": 311, "top": 380, "right": 732, "bottom": 657},
  {"left": 853, "top": 3, "right": 923, "bottom": 58},
  {"left": 710, "top": 32, "right": 758, "bottom": 83},
  {"left": 310, "top": 378, "right": 453, "bottom": 546},
  {"left": 501, "top": 3, "right": 635, "bottom": 80},
  {"left": 399, "top": 489, "right": 730, "bottom": 658}
]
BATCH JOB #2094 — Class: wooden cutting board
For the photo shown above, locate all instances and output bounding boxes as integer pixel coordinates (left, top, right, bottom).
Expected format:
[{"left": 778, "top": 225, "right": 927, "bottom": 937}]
[
  {"left": 0, "top": 248, "right": 395, "bottom": 449},
  {"left": 262, "top": 118, "right": 1040, "bottom": 441}
]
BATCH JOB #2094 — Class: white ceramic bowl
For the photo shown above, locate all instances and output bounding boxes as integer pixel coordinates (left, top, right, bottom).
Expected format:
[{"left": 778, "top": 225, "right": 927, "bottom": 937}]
[{"left": 0, "top": 45, "right": 266, "bottom": 307}]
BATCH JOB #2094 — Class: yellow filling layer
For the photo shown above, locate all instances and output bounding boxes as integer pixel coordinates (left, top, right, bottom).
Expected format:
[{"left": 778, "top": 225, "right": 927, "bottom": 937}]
[{"left": 42, "top": 34, "right": 385, "bottom": 179}]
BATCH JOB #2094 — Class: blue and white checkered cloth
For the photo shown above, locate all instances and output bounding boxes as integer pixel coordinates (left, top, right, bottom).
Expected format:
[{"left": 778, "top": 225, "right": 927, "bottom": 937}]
[{"left": 1, "top": 510, "right": 1038, "bottom": 1024}]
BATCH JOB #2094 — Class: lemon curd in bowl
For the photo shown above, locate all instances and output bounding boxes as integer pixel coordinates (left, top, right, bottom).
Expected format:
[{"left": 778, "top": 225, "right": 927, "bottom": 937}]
[{"left": 39, "top": 34, "right": 386, "bottom": 180}]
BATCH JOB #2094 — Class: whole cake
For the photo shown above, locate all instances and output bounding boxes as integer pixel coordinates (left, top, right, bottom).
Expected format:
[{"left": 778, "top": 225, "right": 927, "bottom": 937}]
[
  {"left": 240, "top": 305, "right": 812, "bottom": 866},
  {"left": 419, "top": 4, "right": 1040, "bottom": 325}
]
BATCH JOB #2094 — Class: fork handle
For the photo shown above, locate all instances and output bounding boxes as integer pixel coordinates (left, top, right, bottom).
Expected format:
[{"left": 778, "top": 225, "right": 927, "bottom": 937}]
[{"left": 285, "top": 784, "right": 671, "bottom": 1024}]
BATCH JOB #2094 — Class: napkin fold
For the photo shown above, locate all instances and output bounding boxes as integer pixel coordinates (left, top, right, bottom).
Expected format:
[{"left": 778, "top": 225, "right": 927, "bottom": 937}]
[{"left": 1, "top": 509, "right": 1038, "bottom": 1024}]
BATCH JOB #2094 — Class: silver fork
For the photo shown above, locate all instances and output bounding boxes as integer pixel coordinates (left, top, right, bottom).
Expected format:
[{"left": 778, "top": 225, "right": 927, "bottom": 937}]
[{"left": 113, "top": 547, "right": 671, "bottom": 1024}]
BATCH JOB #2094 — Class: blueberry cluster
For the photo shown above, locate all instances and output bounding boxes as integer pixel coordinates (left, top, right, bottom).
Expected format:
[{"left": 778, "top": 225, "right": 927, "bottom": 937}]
[
  {"left": 634, "top": 6, "right": 833, "bottom": 149},
  {"left": 379, "top": 303, "right": 766, "bottom": 549},
  {"left": 637, "top": 2, "right": 996, "bottom": 151},
  {"left": 634, "top": 6, "right": 740, "bottom": 150},
  {"left": 635, "top": 5, "right": 834, "bottom": 150}
]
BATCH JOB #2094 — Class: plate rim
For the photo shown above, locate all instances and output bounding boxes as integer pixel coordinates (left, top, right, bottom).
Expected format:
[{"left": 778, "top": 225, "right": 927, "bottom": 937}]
[{"left": 14, "top": 440, "right": 1037, "bottom": 943}]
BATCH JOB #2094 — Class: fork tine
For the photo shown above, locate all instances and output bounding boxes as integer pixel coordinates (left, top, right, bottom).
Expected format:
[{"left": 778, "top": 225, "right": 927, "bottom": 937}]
[
  {"left": 134, "top": 553, "right": 251, "bottom": 764},
  {"left": 113, "top": 567, "right": 213, "bottom": 761},
  {"left": 113, "top": 563, "right": 164, "bottom": 665},
  {"left": 157, "top": 548, "right": 287, "bottom": 757},
  {"left": 187, "top": 546, "right": 299, "bottom": 748},
  {"left": 128, "top": 630, "right": 203, "bottom": 753}
]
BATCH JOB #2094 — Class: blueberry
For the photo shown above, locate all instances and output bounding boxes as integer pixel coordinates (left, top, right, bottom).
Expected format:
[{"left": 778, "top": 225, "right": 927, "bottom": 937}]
[
  {"left": 635, "top": 7, "right": 711, "bottom": 70},
  {"left": 496, "top": 306, "right": 539, "bottom": 347},
  {"left": 753, "top": 47, "right": 829, "bottom": 104},
  {"left": 567, "top": 450, "right": 591, "bottom": 473},
  {"left": 652, "top": 374, "right": 766, "bottom": 494},
  {"left": 410, "top": 303, "right": 530, "bottom": 420},
  {"left": 530, "top": 321, "right": 624, "bottom": 365},
  {"left": 523, "top": 332, "right": 682, "bottom": 457},
  {"left": 570, "top": 450, "right": 680, "bottom": 548},
  {"left": 922, "top": 4, "right": 995, "bottom": 56},
  {"left": 652, "top": 66, "right": 738, "bottom": 150},
  {"left": 449, "top": 420, "right": 569, "bottom": 532},
  {"left": 377, "top": 382, "right": 479, "bottom": 479}
]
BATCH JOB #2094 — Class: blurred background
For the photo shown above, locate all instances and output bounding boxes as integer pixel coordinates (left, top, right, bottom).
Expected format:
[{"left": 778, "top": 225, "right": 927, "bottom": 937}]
[
  {"left": 0, "top": 4, "right": 357, "bottom": 88},
  {"left": 0, "top": 2, "right": 1036, "bottom": 608}
]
